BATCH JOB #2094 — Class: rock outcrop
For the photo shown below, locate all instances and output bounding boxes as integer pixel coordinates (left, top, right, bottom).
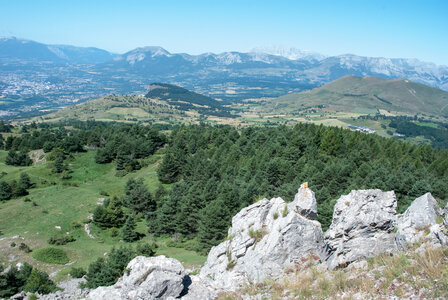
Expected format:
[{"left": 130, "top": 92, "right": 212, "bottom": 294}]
[
  {"left": 395, "top": 192, "right": 446, "bottom": 249},
  {"left": 323, "top": 189, "right": 397, "bottom": 270},
  {"left": 199, "top": 184, "right": 323, "bottom": 290},
  {"left": 87, "top": 255, "right": 186, "bottom": 300},
  {"left": 66, "top": 188, "right": 448, "bottom": 299}
]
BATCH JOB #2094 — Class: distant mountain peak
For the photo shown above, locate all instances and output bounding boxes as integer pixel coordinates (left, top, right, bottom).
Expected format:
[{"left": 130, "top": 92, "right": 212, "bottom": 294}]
[
  {"left": 115, "top": 46, "right": 171, "bottom": 65},
  {"left": 250, "top": 46, "right": 326, "bottom": 61}
]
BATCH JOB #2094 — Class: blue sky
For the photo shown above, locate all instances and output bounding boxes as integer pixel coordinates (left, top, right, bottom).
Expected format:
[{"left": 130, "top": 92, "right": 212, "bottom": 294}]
[{"left": 1, "top": 0, "right": 447, "bottom": 65}]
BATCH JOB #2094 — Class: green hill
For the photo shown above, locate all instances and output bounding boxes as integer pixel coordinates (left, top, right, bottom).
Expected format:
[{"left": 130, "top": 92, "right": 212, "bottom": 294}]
[
  {"left": 36, "top": 84, "right": 236, "bottom": 124},
  {"left": 263, "top": 75, "right": 448, "bottom": 117}
]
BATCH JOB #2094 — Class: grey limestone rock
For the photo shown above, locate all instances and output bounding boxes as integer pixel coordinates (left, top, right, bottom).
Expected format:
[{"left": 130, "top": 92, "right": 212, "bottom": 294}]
[
  {"left": 199, "top": 185, "right": 323, "bottom": 290},
  {"left": 395, "top": 193, "right": 446, "bottom": 249},
  {"left": 290, "top": 182, "right": 318, "bottom": 220},
  {"left": 87, "top": 255, "right": 186, "bottom": 300},
  {"left": 323, "top": 189, "right": 397, "bottom": 270}
]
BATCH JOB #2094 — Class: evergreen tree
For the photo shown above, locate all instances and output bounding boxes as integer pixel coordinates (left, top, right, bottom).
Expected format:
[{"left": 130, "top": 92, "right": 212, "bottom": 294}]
[
  {"left": 53, "top": 156, "right": 65, "bottom": 173},
  {"left": 0, "top": 263, "right": 32, "bottom": 297},
  {"left": 157, "top": 152, "right": 181, "bottom": 183},
  {"left": 19, "top": 172, "right": 32, "bottom": 189},
  {"left": 121, "top": 216, "right": 138, "bottom": 242},
  {"left": 0, "top": 181, "right": 12, "bottom": 200},
  {"left": 197, "top": 200, "right": 231, "bottom": 252},
  {"left": 123, "top": 178, "right": 156, "bottom": 214},
  {"left": 23, "top": 268, "right": 56, "bottom": 294}
]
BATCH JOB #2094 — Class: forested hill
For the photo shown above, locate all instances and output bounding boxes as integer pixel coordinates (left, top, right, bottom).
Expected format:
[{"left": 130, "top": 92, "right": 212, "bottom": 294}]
[
  {"left": 155, "top": 124, "right": 448, "bottom": 251},
  {"left": 264, "top": 75, "right": 448, "bottom": 117},
  {"left": 1, "top": 121, "right": 447, "bottom": 255},
  {"left": 145, "top": 83, "right": 234, "bottom": 117}
]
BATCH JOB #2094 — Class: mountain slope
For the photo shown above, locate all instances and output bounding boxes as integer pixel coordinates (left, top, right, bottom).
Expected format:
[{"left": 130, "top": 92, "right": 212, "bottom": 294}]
[
  {"left": 264, "top": 76, "right": 448, "bottom": 117},
  {"left": 0, "top": 37, "right": 116, "bottom": 64}
]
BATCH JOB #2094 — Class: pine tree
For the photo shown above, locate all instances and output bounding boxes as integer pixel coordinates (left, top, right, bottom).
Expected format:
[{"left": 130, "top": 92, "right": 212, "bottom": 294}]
[
  {"left": 23, "top": 268, "right": 56, "bottom": 294},
  {"left": 19, "top": 173, "right": 32, "bottom": 189},
  {"left": 197, "top": 199, "right": 231, "bottom": 252},
  {"left": 157, "top": 152, "right": 181, "bottom": 183},
  {"left": 0, "top": 181, "right": 12, "bottom": 200},
  {"left": 121, "top": 216, "right": 138, "bottom": 242},
  {"left": 123, "top": 178, "right": 155, "bottom": 214}
]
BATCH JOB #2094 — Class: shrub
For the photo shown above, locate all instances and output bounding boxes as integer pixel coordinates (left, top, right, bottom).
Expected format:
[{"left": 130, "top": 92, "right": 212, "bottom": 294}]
[
  {"left": 135, "top": 242, "right": 157, "bottom": 257},
  {"left": 10, "top": 242, "right": 16, "bottom": 247},
  {"left": 282, "top": 205, "right": 289, "bottom": 217},
  {"left": 48, "top": 235, "right": 76, "bottom": 245},
  {"left": 28, "top": 294, "right": 38, "bottom": 300},
  {"left": 70, "top": 220, "right": 82, "bottom": 229},
  {"left": 248, "top": 228, "right": 268, "bottom": 245},
  {"left": 32, "top": 247, "right": 69, "bottom": 264},
  {"left": 70, "top": 267, "right": 86, "bottom": 278},
  {"left": 110, "top": 227, "right": 120, "bottom": 237},
  {"left": 19, "top": 242, "right": 32, "bottom": 253}
]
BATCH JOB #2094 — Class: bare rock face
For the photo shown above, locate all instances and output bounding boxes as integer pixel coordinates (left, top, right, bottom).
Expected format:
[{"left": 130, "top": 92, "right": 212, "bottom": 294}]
[
  {"left": 199, "top": 185, "right": 323, "bottom": 290},
  {"left": 291, "top": 182, "right": 318, "bottom": 220},
  {"left": 395, "top": 193, "right": 446, "bottom": 249},
  {"left": 323, "top": 189, "right": 397, "bottom": 270},
  {"left": 87, "top": 255, "right": 186, "bottom": 300}
]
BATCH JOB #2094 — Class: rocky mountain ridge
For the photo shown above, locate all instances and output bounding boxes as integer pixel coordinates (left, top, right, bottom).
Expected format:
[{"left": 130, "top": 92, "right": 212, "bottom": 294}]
[
  {"left": 74, "top": 184, "right": 447, "bottom": 299},
  {"left": 2, "top": 37, "right": 448, "bottom": 117}
]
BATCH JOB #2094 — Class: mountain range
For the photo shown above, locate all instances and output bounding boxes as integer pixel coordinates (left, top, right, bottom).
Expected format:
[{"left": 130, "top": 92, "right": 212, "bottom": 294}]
[
  {"left": 0, "top": 36, "right": 116, "bottom": 64},
  {"left": 1, "top": 37, "right": 448, "bottom": 117}
]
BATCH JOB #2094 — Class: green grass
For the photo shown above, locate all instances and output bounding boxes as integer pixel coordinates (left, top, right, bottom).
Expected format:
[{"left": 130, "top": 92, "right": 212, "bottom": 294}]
[
  {"left": 414, "top": 121, "right": 439, "bottom": 128},
  {"left": 0, "top": 149, "right": 205, "bottom": 280},
  {"left": 32, "top": 247, "right": 69, "bottom": 264}
]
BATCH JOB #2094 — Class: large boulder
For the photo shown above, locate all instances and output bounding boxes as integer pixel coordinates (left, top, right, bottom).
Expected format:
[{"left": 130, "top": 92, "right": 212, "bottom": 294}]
[
  {"left": 323, "top": 189, "right": 397, "bottom": 270},
  {"left": 87, "top": 255, "right": 186, "bottom": 300},
  {"left": 395, "top": 193, "right": 446, "bottom": 249},
  {"left": 199, "top": 184, "right": 323, "bottom": 290}
]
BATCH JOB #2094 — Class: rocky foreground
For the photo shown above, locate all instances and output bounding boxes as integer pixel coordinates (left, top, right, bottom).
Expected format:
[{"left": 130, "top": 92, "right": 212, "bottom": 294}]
[{"left": 34, "top": 185, "right": 447, "bottom": 299}]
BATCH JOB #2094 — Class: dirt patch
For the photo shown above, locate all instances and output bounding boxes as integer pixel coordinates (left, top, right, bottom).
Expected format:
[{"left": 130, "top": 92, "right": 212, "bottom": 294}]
[{"left": 0, "top": 235, "right": 65, "bottom": 275}]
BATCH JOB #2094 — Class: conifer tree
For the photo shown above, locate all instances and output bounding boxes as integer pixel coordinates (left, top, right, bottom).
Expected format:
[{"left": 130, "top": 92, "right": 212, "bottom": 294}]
[
  {"left": 123, "top": 178, "right": 155, "bottom": 214},
  {"left": 0, "top": 181, "right": 12, "bottom": 200},
  {"left": 197, "top": 199, "right": 231, "bottom": 252},
  {"left": 121, "top": 216, "right": 138, "bottom": 242}
]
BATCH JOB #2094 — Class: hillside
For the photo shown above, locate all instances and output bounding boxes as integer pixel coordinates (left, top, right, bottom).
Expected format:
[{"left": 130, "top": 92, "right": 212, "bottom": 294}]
[
  {"left": 0, "top": 122, "right": 447, "bottom": 297},
  {"left": 264, "top": 75, "right": 448, "bottom": 117},
  {"left": 35, "top": 84, "right": 236, "bottom": 124},
  {"left": 144, "top": 83, "right": 233, "bottom": 117}
]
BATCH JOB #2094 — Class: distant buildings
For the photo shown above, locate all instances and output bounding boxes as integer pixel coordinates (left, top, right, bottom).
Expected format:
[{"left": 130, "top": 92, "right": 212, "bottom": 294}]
[{"left": 347, "top": 125, "right": 376, "bottom": 134}]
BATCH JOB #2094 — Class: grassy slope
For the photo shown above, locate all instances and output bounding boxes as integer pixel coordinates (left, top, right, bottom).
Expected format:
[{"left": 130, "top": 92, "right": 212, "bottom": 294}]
[
  {"left": 263, "top": 76, "right": 448, "bottom": 117},
  {"left": 0, "top": 150, "right": 206, "bottom": 280},
  {"left": 34, "top": 95, "right": 195, "bottom": 124}
]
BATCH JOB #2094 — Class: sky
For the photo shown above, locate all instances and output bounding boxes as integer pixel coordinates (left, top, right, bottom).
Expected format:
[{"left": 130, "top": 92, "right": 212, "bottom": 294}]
[{"left": 1, "top": 0, "right": 447, "bottom": 65}]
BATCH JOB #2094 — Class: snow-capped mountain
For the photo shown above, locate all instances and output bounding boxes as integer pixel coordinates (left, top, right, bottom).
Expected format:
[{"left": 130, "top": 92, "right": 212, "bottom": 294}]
[{"left": 250, "top": 46, "right": 327, "bottom": 61}]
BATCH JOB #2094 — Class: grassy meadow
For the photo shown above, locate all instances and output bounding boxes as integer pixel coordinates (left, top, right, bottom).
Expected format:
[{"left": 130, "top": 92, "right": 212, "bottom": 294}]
[{"left": 0, "top": 149, "right": 206, "bottom": 281}]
